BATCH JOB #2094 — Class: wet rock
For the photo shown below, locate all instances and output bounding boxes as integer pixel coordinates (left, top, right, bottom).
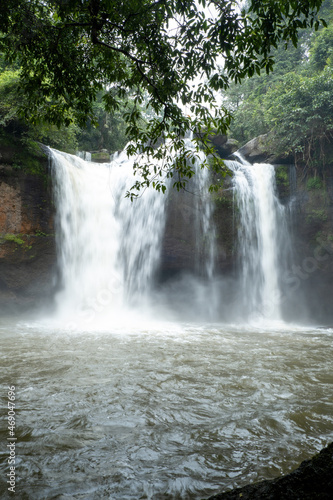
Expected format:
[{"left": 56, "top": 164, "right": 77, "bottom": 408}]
[
  {"left": 222, "top": 138, "right": 239, "bottom": 157},
  {"left": 238, "top": 134, "right": 293, "bottom": 164},
  {"left": 160, "top": 179, "right": 234, "bottom": 280},
  {"left": 209, "top": 135, "right": 239, "bottom": 158},
  {"left": 206, "top": 442, "right": 333, "bottom": 500},
  {"left": 0, "top": 140, "right": 57, "bottom": 309}
]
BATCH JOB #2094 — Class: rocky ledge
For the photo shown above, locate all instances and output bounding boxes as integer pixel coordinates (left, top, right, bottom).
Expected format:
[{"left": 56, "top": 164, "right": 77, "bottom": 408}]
[{"left": 206, "top": 442, "right": 333, "bottom": 500}]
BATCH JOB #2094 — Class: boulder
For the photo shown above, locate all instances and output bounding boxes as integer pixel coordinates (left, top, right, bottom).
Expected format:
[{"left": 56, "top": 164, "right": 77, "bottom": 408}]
[
  {"left": 209, "top": 135, "right": 239, "bottom": 158},
  {"left": 238, "top": 134, "right": 293, "bottom": 164},
  {"left": 206, "top": 442, "right": 333, "bottom": 500}
]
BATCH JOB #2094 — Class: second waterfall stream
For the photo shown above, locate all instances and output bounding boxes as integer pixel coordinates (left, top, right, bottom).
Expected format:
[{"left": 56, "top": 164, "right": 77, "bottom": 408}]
[{"left": 225, "top": 154, "right": 292, "bottom": 322}]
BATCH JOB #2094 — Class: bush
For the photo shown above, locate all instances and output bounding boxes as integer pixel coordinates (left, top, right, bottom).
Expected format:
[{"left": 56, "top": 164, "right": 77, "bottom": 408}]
[{"left": 307, "top": 177, "right": 323, "bottom": 190}]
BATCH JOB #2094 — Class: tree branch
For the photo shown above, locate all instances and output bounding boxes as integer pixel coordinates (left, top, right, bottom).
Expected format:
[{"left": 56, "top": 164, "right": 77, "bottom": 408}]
[{"left": 91, "top": 36, "right": 165, "bottom": 104}]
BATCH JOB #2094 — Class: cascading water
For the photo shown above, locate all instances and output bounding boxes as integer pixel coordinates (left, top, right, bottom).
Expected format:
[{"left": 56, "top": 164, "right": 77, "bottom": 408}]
[
  {"left": 180, "top": 133, "right": 216, "bottom": 280},
  {"left": 225, "top": 154, "right": 291, "bottom": 321},
  {"left": 50, "top": 141, "right": 291, "bottom": 324},
  {"left": 192, "top": 161, "right": 216, "bottom": 280},
  {"left": 50, "top": 139, "right": 216, "bottom": 323},
  {"left": 50, "top": 148, "right": 168, "bottom": 321}
]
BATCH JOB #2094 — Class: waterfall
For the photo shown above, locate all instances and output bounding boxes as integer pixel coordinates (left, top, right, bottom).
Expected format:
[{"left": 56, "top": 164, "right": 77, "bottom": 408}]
[
  {"left": 50, "top": 148, "right": 168, "bottom": 320},
  {"left": 49, "top": 140, "right": 216, "bottom": 323},
  {"left": 226, "top": 154, "right": 290, "bottom": 321}
]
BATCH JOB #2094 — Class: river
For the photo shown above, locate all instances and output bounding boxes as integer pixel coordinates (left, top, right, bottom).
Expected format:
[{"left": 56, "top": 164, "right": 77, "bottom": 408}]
[{"left": 1, "top": 315, "right": 332, "bottom": 499}]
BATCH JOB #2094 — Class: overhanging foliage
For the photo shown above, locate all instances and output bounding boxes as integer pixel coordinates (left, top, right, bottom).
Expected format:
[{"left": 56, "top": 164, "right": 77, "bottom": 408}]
[{"left": 0, "top": 0, "right": 326, "bottom": 195}]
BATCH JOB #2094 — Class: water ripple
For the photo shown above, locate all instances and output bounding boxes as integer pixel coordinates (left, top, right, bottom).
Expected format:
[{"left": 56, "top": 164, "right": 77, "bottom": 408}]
[{"left": 0, "top": 321, "right": 332, "bottom": 499}]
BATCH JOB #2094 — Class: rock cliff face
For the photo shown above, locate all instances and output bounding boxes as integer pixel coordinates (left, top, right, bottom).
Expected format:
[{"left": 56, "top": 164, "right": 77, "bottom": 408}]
[
  {"left": 238, "top": 133, "right": 293, "bottom": 164},
  {"left": 287, "top": 184, "right": 333, "bottom": 324},
  {"left": 160, "top": 177, "right": 234, "bottom": 280},
  {"left": 0, "top": 141, "right": 56, "bottom": 311}
]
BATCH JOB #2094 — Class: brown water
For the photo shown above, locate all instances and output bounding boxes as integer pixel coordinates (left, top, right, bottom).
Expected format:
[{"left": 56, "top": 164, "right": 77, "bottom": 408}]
[{"left": 1, "top": 316, "right": 332, "bottom": 499}]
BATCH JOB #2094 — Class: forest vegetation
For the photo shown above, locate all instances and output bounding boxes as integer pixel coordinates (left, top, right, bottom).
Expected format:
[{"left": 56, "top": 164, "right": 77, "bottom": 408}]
[
  {"left": 225, "top": 0, "right": 333, "bottom": 180},
  {"left": 0, "top": 0, "right": 331, "bottom": 193}
]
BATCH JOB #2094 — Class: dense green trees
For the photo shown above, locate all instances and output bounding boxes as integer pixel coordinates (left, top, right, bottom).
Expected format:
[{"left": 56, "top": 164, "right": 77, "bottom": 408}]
[
  {"left": 0, "top": 64, "right": 78, "bottom": 151},
  {"left": 76, "top": 92, "right": 128, "bottom": 154},
  {"left": 0, "top": 57, "right": 129, "bottom": 154},
  {"left": 0, "top": 0, "right": 327, "bottom": 193},
  {"left": 310, "top": 22, "right": 333, "bottom": 70},
  {"left": 263, "top": 71, "right": 333, "bottom": 171},
  {"left": 227, "top": 0, "right": 333, "bottom": 173}
]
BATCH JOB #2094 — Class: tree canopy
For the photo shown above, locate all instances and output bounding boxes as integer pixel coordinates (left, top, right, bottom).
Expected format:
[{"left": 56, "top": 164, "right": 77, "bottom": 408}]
[
  {"left": 225, "top": 0, "right": 333, "bottom": 176},
  {"left": 0, "top": 0, "right": 326, "bottom": 195}
]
